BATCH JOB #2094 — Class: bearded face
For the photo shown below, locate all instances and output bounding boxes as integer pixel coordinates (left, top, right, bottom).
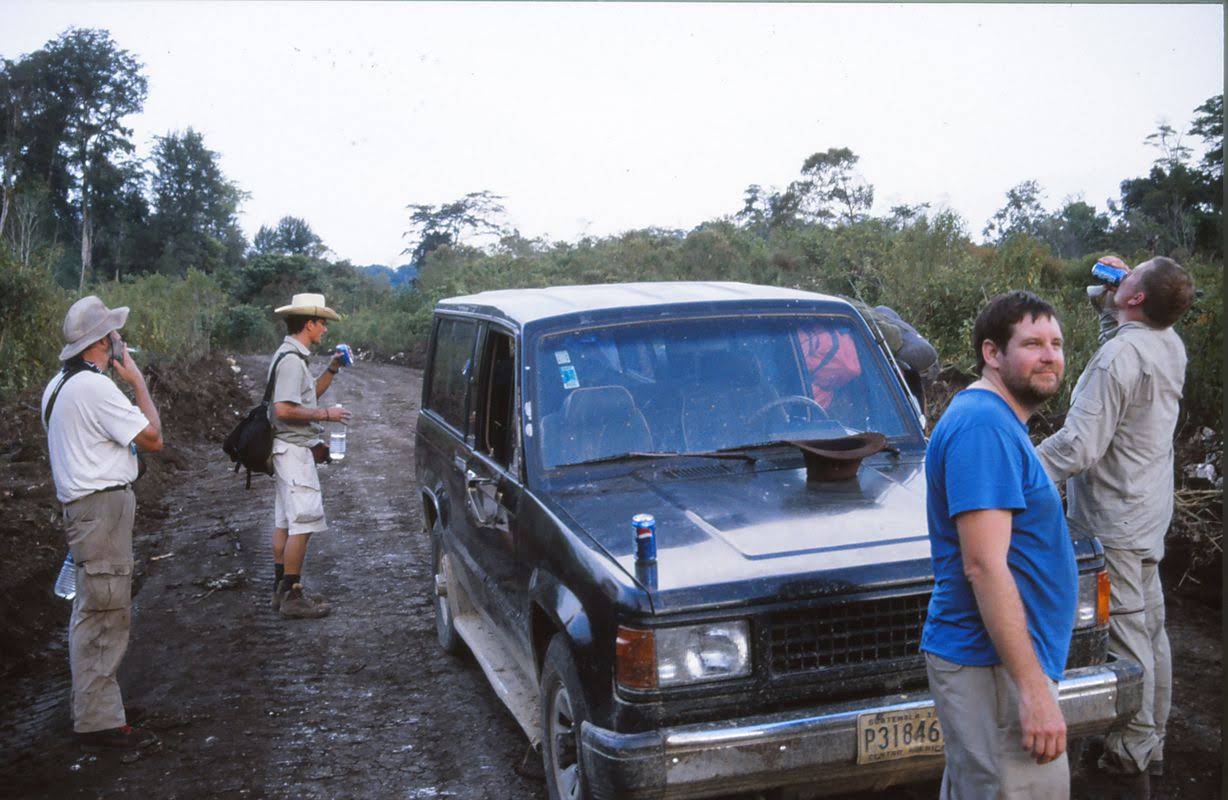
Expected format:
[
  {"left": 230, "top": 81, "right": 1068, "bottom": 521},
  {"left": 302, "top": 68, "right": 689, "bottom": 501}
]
[{"left": 991, "top": 314, "right": 1065, "bottom": 408}]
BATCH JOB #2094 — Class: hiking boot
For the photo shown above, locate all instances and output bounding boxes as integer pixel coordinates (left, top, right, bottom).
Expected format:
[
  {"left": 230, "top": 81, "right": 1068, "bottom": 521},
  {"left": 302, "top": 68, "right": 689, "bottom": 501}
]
[
  {"left": 279, "top": 583, "right": 330, "bottom": 619},
  {"left": 78, "top": 724, "right": 159, "bottom": 751},
  {"left": 271, "top": 583, "right": 287, "bottom": 612}
]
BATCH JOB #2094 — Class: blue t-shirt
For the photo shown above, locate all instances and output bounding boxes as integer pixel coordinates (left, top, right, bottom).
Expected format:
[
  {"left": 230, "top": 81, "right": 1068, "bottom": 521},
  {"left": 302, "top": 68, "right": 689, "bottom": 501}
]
[{"left": 921, "top": 389, "right": 1077, "bottom": 682}]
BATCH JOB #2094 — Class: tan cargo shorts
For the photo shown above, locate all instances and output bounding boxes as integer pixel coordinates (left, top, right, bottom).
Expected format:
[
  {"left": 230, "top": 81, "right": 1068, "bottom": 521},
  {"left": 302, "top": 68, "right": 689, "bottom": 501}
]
[{"left": 272, "top": 440, "right": 328, "bottom": 536}]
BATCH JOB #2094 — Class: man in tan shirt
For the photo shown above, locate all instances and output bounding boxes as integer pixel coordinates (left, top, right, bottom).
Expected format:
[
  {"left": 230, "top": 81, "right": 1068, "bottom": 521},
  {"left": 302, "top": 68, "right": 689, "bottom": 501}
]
[
  {"left": 267, "top": 293, "right": 352, "bottom": 619},
  {"left": 1037, "top": 256, "right": 1195, "bottom": 790}
]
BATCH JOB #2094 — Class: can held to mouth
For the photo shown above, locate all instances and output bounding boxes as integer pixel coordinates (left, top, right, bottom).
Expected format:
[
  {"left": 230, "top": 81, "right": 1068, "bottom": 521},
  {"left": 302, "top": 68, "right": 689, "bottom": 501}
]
[
  {"left": 335, "top": 343, "right": 354, "bottom": 366},
  {"left": 1091, "top": 262, "right": 1127, "bottom": 288},
  {"left": 632, "top": 513, "right": 657, "bottom": 563}
]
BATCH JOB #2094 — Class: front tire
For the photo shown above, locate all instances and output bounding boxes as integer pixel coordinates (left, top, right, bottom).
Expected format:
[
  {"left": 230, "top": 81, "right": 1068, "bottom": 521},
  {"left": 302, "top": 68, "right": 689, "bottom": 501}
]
[
  {"left": 430, "top": 521, "right": 463, "bottom": 655},
  {"left": 541, "top": 635, "right": 591, "bottom": 800}
]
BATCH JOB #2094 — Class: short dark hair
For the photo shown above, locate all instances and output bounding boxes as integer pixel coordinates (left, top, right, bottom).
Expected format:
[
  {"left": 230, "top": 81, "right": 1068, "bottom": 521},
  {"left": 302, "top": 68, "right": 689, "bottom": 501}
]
[
  {"left": 285, "top": 314, "right": 318, "bottom": 335},
  {"left": 971, "top": 291, "right": 1059, "bottom": 372},
  {"left": 1138, "top": 256, "right": 1195, "bottom": 328}
]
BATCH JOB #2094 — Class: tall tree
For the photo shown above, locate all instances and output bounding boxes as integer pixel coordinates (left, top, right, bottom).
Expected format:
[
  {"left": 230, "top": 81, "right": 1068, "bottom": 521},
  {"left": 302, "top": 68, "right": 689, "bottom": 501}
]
[
  {"left": 403, "top": 190, "right": 507, "bottom": 267},
  {"left": 147, "top": 128, "right": 246, "bottom": 275},
  {"left": 789, "top": 147, "right": 875, "bottom": 226},
  {"left": 983, "top": 180, "right": 1048, "bottom": 243},
  {"left": 1115, "top": 119, "right": 1212, "bottom": 256},
  {"left": 36, "top": 29, "right": 147, "bottom": 290},
  {"left": 252, "top": 215, "right": 326, "bottom": 257}
]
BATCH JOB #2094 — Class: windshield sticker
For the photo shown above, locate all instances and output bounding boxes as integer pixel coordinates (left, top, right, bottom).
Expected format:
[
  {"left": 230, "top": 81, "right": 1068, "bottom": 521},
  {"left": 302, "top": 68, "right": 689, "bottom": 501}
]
[
  {"left": 554, "top": 350, "right": 571, "bottom": 365},
  {"left": 560, "top": 365, "right": 580, "bottom": 389}
]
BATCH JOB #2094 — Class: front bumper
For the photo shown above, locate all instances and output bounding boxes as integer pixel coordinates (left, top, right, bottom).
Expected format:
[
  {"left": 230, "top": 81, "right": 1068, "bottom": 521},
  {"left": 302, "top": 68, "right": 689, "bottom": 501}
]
[{"left": 581, "top": 659, "right": 1144, "bottom": 800}]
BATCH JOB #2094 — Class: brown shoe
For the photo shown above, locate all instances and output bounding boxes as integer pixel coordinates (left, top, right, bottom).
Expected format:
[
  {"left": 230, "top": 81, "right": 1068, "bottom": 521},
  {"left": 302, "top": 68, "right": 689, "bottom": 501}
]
[
  {"left": 78, "top": 724, "right": 159, "bottom": 751},
  {"left": 279, "top": 583, "right": 331, "bottom": 619},
  {"left": 271, "top": 583, "right": 286, "bottom": 612}
]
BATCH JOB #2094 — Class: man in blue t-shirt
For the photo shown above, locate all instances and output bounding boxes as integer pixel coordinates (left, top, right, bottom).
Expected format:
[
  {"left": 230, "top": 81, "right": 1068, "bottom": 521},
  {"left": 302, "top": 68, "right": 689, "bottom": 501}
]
[{"left": 922, "top": 291, "right": 1077, "bottom": 798}]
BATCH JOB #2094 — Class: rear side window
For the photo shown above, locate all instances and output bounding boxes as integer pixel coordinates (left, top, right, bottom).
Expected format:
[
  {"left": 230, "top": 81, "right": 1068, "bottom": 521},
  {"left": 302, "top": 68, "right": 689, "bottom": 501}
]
[{"left": 427, "top": 317, "right": 478, "bottom": 431}]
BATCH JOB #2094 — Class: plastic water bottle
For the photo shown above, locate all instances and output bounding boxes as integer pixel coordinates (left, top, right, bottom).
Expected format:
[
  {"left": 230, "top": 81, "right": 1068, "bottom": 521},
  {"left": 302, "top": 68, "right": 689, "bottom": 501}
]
[
  {"left": 54, "top": 553, "right": 76, "bottom": 600},
  {"left": 329, "top": 404, "right": 347, "bottom": 462}
]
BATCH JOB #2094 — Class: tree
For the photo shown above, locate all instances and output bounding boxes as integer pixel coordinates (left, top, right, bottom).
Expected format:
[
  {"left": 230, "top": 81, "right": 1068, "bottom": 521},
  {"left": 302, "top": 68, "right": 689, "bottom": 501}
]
[
  {"left": 37, "top": 29, "right": 148, "bottom": 290},
  {"left": 983, "top": 180, "right": 1048, "bottom": 243},
  {"left": 252, "top": 215, "right": 327, "bottom": 258},
  {"left": 1046, "top": 198, "right": 1109, "bottom": 259},
  {"left": 403, "top": 190, "right": 507, "bottom": 268},
  {"left": 789, "top": 147, "right": 874, "bottom": 226},
  {"left": 1113, "top": 119, "right": 1214, "bottom": 257},
  {"left": 147, "top": 128, "right": 246, "bottom": 275},
  {"left": 1189, "top": 94, "right": 1223, "bottom": 180}
]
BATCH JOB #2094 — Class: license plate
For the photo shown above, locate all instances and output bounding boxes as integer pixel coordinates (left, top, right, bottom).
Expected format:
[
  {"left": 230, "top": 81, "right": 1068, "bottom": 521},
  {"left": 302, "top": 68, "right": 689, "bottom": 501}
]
[{"left": 856, "top": 706, "right": 944, "bottom": 765}]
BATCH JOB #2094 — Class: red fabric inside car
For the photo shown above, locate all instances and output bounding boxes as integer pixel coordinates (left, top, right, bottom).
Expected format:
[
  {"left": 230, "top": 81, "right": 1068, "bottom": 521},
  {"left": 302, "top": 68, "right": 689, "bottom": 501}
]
[{"left": 798, "top": 325, "right": 862, "bottom": 407}]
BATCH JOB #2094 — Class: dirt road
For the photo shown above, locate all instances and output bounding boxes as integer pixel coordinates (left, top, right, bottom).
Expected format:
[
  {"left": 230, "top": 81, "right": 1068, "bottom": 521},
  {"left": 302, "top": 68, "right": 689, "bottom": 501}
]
[
  {"left": 0, "top": 357, "right": 1220, "bottom": 798},
  {"left": 1, "top": 356, "right": 540, "bottom": 799}
]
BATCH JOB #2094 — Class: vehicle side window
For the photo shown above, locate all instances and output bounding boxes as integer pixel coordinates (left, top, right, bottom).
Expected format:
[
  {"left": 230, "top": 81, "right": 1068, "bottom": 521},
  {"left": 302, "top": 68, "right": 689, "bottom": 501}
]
[
  {"left": 426, "top": 317, "right": 478, "bottom": 432},
  {"left": 476, "top": 329, "right": 516, "bottom": 469}
]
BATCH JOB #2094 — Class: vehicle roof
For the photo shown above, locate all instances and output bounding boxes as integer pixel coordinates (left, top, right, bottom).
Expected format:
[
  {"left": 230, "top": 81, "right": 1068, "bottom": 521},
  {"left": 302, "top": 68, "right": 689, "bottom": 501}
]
[{"left": 435, "top": 281, "right": 852, "bottom": 326}]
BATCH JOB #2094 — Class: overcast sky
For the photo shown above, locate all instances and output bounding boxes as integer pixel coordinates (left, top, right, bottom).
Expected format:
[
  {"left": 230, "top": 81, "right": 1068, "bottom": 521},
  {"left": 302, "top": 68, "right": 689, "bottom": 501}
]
[{"left": 3, "top": 2, "right": 1223, "bottom": 266}]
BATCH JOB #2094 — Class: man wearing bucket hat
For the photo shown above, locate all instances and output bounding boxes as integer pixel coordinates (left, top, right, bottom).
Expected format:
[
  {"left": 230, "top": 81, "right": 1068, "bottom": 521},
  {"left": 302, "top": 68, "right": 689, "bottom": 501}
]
[
  {"left": 41, "top": 296, "right": 163, "bottom": 751},
  {"left": 267, "top": 293, "right": 352, "bottom": 619}
]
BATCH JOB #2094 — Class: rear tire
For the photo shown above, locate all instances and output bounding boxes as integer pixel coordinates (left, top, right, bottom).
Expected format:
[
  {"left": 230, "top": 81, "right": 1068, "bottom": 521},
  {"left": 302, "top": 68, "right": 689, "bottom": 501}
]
[
  {"left": 431, "top": 521, "right": 463, "bottom": 655},
  {"left": 541, "top": 635, "right": 591, "bottom": 800}
]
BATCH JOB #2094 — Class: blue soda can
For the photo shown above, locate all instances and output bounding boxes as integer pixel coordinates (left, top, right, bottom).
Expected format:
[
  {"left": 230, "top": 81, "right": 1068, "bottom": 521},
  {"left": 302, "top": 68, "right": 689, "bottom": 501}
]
[
  {"left": 1091, "top": 262, "right": 1127, "bottom": 288},
  {"left": 335, "top": 343, "right": 354, "bottom": 366},
  {"left": 632, "top": 513, "right": 657, "bottom": 563}
]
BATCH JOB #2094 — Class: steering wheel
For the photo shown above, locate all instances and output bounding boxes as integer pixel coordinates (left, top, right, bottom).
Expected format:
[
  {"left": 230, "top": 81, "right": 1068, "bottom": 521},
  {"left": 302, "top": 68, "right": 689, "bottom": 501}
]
[{"left": 746, "top": 395, "right": 830, "bottom": 429}]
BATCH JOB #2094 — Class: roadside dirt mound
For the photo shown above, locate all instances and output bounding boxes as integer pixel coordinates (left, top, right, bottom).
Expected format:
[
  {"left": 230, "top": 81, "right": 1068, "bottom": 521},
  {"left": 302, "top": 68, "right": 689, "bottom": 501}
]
[{"left": 0, "top": 354, "right": 251, "bottom": 679}]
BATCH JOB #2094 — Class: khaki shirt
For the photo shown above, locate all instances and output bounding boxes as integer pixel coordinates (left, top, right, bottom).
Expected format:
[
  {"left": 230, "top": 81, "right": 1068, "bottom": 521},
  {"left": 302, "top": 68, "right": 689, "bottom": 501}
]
[
  {"left": 267, "top": 336, "right": 322, "bottom": 447},
  {"left": 1036, "top": 321, "right": 1187, "bottom": 552}
]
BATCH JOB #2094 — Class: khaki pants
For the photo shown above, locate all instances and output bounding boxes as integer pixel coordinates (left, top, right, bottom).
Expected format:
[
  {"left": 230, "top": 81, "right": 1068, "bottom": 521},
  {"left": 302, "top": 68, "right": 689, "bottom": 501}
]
[
  {"left": 926, "top": 652, "right": 1069, "bottom": 799},
  {"left": 64, "top": 488, "right": 136, "bottom": 733},
  {"left": 1102, "top": 545, "right": 1171, "bottom": 774}
]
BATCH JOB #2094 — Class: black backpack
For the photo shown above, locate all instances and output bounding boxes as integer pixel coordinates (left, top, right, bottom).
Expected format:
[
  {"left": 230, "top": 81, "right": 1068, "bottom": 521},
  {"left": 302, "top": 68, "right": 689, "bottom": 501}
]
[{"left": 223, "top": 351, "right": 307, "bottom": 488}]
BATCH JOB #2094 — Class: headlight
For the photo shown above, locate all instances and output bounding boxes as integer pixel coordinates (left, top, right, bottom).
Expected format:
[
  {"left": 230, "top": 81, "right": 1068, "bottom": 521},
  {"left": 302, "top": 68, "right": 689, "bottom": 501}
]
[
  {"left": 616, "top": 621, "right": 751, "bottom": 691},
  {"left": 1073, "top": 570, "right": 1110, "bottom": 629}
]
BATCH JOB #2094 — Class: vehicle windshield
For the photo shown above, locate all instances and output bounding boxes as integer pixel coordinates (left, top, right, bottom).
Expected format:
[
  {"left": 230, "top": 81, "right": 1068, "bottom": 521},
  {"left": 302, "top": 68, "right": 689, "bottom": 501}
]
[{"left": 530, "top": 313, "right": 917, "bottom": 470}]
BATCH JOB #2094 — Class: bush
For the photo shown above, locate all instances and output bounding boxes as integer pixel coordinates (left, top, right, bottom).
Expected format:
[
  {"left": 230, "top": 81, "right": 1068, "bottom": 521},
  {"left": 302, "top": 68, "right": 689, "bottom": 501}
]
[
  {"left": 0, "top": 248, "right": 67, "bottom": 401},
  {"left": 94, "top": 270, "right": 228, "bottom": 362},
  {"left": 212, "top": 304, "right": 281, "bottom": 353}
]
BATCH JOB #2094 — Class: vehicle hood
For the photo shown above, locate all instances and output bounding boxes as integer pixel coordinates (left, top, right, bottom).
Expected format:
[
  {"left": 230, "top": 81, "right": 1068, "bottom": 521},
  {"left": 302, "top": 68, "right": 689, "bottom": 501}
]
[{"left": 547, "top": 453, "right": 933, "bottom": 613}]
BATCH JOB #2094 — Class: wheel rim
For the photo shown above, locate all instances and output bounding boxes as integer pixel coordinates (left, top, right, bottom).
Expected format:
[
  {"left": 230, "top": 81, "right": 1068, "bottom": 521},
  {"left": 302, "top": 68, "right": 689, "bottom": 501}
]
[
  {"left": 548, "top": 681, "right": 581, "bottom": 799},
  {"left": 435, "top": 551, "right": 452, "bottom": 632}
]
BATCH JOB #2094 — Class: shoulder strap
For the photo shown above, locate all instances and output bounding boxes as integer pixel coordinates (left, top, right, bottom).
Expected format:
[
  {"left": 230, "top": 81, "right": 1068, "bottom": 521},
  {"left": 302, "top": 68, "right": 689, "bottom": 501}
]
[
  {"left": 43, "top": 362, "right": 95, "bottom": 427},
  {"left": 264, "top": 351, "right": 310, "bottom": 403}
]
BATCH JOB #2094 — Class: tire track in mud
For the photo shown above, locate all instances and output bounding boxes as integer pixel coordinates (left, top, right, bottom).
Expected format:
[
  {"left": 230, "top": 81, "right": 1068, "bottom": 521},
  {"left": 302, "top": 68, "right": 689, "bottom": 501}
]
[{"left": 0, "top": 357, "right": 540, "bottom": 799}]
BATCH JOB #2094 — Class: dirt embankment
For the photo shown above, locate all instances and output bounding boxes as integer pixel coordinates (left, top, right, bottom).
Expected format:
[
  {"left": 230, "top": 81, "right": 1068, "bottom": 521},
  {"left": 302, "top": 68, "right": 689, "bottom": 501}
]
[{"left": 0, "top": 355, "right": 252, "bottom": 679}]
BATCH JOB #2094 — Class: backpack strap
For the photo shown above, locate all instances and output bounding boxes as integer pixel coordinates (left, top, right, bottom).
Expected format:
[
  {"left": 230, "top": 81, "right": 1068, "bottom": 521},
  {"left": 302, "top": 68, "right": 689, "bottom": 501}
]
[
  {"left": 43, "top": 360, "right": 99, "bottom": 428},
  {"left": 265, "top": 350, "right": 310, "bottom": 404}
]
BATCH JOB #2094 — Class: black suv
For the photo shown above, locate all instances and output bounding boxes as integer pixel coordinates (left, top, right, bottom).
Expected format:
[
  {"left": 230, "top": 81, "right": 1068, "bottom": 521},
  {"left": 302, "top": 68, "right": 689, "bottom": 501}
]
[{"left": 415, "top": 282, "right": 1142, "bottom": 799}]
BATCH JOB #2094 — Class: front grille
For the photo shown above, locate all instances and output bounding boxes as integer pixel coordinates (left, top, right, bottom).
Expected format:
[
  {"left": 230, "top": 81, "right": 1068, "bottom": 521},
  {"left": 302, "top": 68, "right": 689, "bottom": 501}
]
[{"left": 768, "top": 593, "right": 930, "bottom": 676}]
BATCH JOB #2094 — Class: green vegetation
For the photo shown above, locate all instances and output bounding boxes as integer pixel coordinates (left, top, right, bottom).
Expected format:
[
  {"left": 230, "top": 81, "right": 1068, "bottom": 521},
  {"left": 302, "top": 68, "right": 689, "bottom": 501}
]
[{"left": 0, "top": 27, "right": 1221, "bottom": 440}]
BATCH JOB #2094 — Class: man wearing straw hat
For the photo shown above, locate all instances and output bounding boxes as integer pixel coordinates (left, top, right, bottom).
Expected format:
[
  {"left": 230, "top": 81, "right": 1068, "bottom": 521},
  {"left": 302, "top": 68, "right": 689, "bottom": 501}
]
[
  {"left": 41, "top": 296, "right": 163, "bottom": 750},
  {"left": 268, "top": 292, "right": 351, "bottom": 619}
]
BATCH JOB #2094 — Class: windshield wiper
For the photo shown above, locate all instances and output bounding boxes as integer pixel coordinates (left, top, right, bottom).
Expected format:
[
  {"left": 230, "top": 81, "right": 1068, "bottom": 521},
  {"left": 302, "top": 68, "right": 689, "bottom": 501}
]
[
  {"left": 717, "top": 436, "right": 903, "bottom": 457},
  {"left": 554, "top": 450, "right": 757, "bottom": 469}
]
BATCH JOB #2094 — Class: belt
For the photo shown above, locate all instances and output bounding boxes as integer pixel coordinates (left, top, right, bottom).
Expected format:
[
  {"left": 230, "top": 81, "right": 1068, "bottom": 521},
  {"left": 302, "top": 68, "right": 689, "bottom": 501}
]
[{"left": 93, "top": 483, "right": 131, "bottom": 495}]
